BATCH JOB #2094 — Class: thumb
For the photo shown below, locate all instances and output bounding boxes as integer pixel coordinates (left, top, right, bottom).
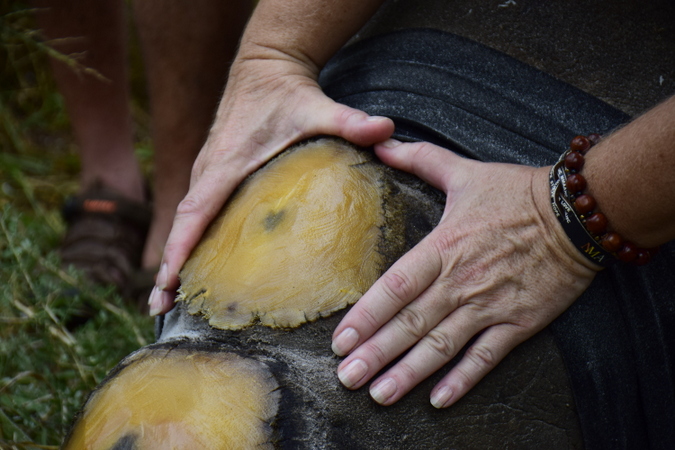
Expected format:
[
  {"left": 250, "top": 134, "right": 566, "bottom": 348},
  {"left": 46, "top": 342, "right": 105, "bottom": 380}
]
[
  {"left": 306, "top": 96, "right": 395, "bottom": 146},
  {"left": 149, "top": 158, "right": 252, "bottom": 316},
  {"left": 374, "top": 140, "right": 467, "bottom": 192}
]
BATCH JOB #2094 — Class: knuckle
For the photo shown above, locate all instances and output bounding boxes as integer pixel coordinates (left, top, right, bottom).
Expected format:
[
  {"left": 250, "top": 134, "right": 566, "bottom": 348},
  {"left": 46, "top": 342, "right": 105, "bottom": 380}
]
[
  {"left": 431, "top": 230, "right": 457, "bottom": 255},
  {"left": 356, "top": 305, "right": 382, "bottom": 332},
  {"left": 380, "top": 270, "right": 417, "bottom": 306},
  {"left": 249, "top": 129, "right": 274, "bottom": 154},
  {"left": 411, "top": 142, "right": 436, "bottom": 161},
  {"left": 392, "top": 308, "right": 428, "bottom": 340},
  {"left": 423, "top": 329, "right": 457, "bottom": 360},
  {"left": 175, "top": 195, "right": 203, "bottom": 218},
  {"left": 395, "top": 360, "right": 420, "bottom": 385},
  {"left": 191, "top": 153, "right": 206, "bottom": 173},
  {"left": 465, "top": 343, "right": 497, "bottom": 372},
  {"left": 335, "top": 105, "right": 364, "bottom": 124},
  {"left": 190, "top": 164, "right": 201, "bottom": 181},
  {"left": 514, "top": 311, "right": 540, "bottom": 332},
  {"left": 362, "top": 341, "right": 390, "bottom": 368}
]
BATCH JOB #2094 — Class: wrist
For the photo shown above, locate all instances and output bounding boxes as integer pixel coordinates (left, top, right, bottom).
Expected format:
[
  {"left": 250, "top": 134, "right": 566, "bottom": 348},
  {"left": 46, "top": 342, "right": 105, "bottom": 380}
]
[
  {"left": 236, "top": 0, "right": 385, "bottom": 75},
  {"left": 231, "top": 47, "right": 321, "bottom": 82},
  {"left": 531, "top": 166, "right": 604, "bottom": 273},
  {"left": 234, "top": 42, "right": 322, "bottom": 79},
  {"left": 547, "top": 135, "right": 659, "bottom": 266}
]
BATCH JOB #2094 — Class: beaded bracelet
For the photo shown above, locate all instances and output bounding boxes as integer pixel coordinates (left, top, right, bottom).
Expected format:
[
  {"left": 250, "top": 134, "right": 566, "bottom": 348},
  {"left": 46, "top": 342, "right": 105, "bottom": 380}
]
[{"left": 549, "top": 134, "right": 656, "bottom": 267}]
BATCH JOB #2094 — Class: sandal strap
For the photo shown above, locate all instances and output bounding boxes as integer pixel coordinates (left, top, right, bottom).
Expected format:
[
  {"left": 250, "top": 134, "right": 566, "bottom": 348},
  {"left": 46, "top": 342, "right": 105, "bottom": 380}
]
[
  {"left": 59, "top": 183, "right": 153, "bottom": 293},
  {"left": 62, "top": 185, "right": 152, "bottom": 232}
]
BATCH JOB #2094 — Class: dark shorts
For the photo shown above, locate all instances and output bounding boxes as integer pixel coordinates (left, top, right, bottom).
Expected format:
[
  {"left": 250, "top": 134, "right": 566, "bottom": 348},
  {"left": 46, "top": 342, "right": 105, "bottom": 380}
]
[{"left": 320, "top": 29, "right": 675, "bottom": 450}]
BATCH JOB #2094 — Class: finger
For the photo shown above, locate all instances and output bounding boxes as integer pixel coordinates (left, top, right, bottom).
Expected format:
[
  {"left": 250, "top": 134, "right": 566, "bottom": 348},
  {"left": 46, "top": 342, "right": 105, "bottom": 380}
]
[
  {"left": 429, "top": 323, "right": 528, "bottom": 409},
  {"left": 332, "top": 238, "right": 443, "bottom": 356},
  {"left": 337, "top": 298, "right": 490, "bottom": 394},
  {"left": 365, "top": 303, "right": 494, "bottom": 405},
  {"left": 336, "top": 279, "right": 460, "bottom": 390},
  {"left": 374, "top": 140, "right": 469, "bottom": 192},
  {"left": 307, "top": 97, "right": 395, "bottom": 146}
]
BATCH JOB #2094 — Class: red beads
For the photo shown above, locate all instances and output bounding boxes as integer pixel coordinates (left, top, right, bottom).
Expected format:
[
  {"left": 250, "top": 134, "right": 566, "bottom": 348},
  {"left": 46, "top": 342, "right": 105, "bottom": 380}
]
[
  {"left": 587, "top": 133, "right": 602, "bottom": 146},
  {"left": 574, "top": 194, "right": 596, "bottom": 215},
  {"left": 564, "top": 151, "right": 585, "bottom": 171},
  {"left": 562, "top": 134, "right": 657, "bottom": 265},
  {"left": 586, "top": 213, "right": 608, "bottom": 234},
  {"left": 617, "top": 242, "right": 638, "bottom": 262},
  {"left": 635, "top": 250, "right": 652, "bottom": 265},
  {"left": 566, "top": 173, "right": 587, "bottom": 193},
  {"left": 569, "top": 135, "right": 591, "bottom": 153},
  {"left": 601, "top": 232, "right": 623, "bottom": 252}
]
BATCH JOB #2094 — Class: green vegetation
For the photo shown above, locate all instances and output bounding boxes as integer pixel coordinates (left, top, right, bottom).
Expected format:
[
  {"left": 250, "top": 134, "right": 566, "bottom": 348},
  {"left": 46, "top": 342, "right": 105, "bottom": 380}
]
[
  {"left": 1, "top": 2, "right": 155, "bottom": 448},
  {"left": 0, "top": 207, "right": 154, "bottom": 449}
]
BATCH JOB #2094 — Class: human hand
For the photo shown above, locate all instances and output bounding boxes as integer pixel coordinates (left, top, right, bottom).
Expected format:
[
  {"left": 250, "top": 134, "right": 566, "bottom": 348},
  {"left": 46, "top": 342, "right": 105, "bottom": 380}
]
[
  {"left": 148, "top": 57, "right": 394, "bottom": 315},
  {"left": 331, "top": 139, "right": 600, "bottom": 408}
]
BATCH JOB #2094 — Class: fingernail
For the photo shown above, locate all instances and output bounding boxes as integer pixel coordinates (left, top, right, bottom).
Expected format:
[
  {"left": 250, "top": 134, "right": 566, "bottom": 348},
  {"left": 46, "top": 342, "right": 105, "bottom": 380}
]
[
  {"left": 380, "top": 138, "right": 402, "bottom": 149},
  {"left": 337, "top": 359, "right": 368, "bottom": 388},
  {"left": 430, "top": 386, "right": 453, "bottom": 409},
  {"left": 148, "top": 287, "right": 163, "bottom": 316},
  {"left": 332, "top": 327, "right": 359, "bottom": 356},
  {"left": 156, "top": 263, "right": 168, "bottom": 290},
  {"left": 147, "top": 286, "right": 156, "bottom": 305},
  {"left": 370, "top": 378, "right": 397, "bottom": 405},
  {"left": 367, "top": 115, "right": 390, "bottom": 122}
]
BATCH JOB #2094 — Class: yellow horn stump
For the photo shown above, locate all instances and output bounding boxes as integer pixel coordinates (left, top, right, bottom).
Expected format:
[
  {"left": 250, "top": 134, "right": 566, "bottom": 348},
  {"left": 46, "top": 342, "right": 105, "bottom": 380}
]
[
  {"left": 178, "top": 139, "right": 384, "bottom": 330},
  {"left": 63, "top": 345, "right": 279, "bottom": 449}
]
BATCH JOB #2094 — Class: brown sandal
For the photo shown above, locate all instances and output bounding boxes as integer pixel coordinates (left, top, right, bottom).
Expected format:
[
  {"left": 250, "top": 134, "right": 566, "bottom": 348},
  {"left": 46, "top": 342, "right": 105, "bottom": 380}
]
[{"left": 61, "top": 181, "right": 152, "bottom": 297}]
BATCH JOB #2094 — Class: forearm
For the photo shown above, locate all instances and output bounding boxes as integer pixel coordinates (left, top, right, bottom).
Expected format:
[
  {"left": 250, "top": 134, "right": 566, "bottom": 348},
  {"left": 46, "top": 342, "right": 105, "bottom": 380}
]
[
  {"left": 236, "top": 0, "right": 386, "bottom": 74},
  {"left": 584, "top": 95, "right": 675, "bottom": 248}
]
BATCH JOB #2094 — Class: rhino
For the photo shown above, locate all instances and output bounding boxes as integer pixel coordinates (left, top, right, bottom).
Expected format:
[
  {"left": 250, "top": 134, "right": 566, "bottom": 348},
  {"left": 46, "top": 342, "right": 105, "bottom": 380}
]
[
  {"left": 62, "top": 3, "right": 675, "bottom": 447},
  {"left": 62, "top": 138, "right": 586, "bottom": 449}
]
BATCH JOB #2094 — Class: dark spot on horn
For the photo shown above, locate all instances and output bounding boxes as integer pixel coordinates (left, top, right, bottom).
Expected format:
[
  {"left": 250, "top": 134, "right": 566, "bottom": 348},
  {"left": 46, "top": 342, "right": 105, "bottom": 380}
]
[
  {"left": 263, "top": 210, "right": 285, "bottom": 231},
  {"left": 110, "top": 434, "right": 137, "bottom": 450}
]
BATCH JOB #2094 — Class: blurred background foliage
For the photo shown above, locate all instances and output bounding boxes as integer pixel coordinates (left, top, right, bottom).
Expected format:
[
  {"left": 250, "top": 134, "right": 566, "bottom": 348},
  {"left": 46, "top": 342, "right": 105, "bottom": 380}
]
[{"left": 1, "top": 1, "right": 155, "bottom": 448}]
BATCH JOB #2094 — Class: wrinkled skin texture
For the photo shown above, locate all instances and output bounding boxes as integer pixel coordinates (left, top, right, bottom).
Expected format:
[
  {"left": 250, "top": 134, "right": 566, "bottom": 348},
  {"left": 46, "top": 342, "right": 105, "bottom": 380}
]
[
  {"left": 146, "top": 0, "right": 674, "bottom": 411},
  {"left": 332, "top": 140, "right": 598, "bottom": 407},
  {"left": 150, "top": 0, "right": 600, "bottom": 411}
]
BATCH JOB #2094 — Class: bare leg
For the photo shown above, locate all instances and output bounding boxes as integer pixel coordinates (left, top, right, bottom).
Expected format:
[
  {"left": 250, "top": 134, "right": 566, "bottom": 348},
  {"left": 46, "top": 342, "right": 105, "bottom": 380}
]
[
  {"left": 33, "top": 0, "right": 145, "bottom": 203},
  {"left": 133, "top": 0, "right": 253, "bottom": 270}
]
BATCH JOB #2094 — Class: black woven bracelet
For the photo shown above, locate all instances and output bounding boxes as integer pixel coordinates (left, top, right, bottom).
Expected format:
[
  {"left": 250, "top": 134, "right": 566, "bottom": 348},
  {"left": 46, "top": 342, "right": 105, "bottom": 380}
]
[{"left": 549, "top": 154, "right": 615, "bottom": 267}]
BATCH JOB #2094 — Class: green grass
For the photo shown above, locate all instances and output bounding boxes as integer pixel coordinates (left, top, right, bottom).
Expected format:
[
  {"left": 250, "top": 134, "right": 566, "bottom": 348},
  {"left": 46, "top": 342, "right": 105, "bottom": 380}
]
[
  {"left": 0, "top": 2, "right": 155, "bottom": 448},
  {"left": 0, "top": 207, "right": 153, "bottom": 449}
]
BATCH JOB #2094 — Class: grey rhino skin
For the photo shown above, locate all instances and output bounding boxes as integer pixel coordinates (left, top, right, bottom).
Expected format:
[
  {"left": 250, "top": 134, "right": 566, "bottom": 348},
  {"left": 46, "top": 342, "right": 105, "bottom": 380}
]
[
  {"left": 157, "top": 302, "right": 583, "bottom": 449},
  {"left": 158, "top": 3, "right": 674, "bottom": 447},
  {"left": 156, "top": 148, "right": 583, "bottom": 449},
  {"left": 357, "top": 0, "right": 674, "bottom": 116},
  {"left": 69, "top": 1, "right": 675, "bottom": 448}
]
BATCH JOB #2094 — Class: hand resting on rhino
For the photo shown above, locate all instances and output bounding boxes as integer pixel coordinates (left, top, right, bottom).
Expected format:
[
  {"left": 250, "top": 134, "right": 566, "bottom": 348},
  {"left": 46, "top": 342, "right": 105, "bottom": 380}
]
[{"left": 62, "top": 138, "right": 586, "bottom": 449}]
